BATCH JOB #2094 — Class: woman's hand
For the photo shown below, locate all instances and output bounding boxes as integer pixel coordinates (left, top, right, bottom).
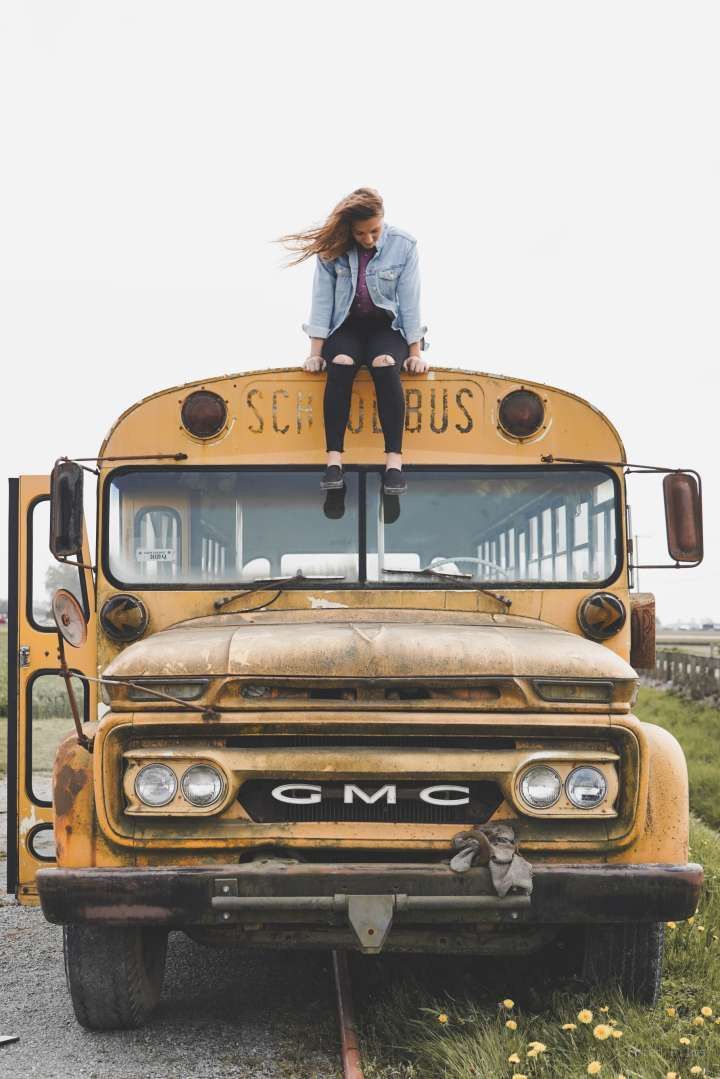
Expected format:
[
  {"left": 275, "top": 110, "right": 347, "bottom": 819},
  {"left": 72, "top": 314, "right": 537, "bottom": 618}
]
[
  {"left": 303, "top": 354, "right": 326, "bottom": 372},
  {"left": 403, "top": 354, "right": 429, "bottom": 374}
]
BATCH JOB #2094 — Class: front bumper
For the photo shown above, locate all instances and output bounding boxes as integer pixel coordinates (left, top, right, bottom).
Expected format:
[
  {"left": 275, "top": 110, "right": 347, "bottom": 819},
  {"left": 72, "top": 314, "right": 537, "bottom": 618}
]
[{"left": 38, "top": 861, "right": 702, "bottom": 940}]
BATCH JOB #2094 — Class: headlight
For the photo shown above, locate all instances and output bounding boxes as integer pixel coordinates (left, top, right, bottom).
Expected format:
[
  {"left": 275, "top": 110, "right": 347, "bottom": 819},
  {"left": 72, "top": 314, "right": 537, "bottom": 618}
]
[
  {"left": 518, "top": 765, "right": 561, "bottom": 809},
  {"left": 566, "top": 766, "right": 608, "bottom": 809},
  {"left": 127, "top": 680, "right": 208, "bottom": 702},
  {"left": 181, "top": 764, "right": 225, "bottom": 807},
  {"left": 534, "top": 680, "right": 613, "bottom": 703},
  {"left": 135, "top": 763, "right": 177, "bottom": 807}
]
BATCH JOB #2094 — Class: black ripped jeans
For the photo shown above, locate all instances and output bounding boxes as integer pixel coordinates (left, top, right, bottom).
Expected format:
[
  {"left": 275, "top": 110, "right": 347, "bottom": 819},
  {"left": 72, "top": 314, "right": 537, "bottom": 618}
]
[{"left": 321, "top": 312, "right": 408, "bottom": 454}]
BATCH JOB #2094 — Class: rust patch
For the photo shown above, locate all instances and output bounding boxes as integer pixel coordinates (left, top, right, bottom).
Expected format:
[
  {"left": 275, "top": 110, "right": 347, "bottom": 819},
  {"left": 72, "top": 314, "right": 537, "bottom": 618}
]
[{"left": 54, "top": 762, "right": 89, "bottom": 819}]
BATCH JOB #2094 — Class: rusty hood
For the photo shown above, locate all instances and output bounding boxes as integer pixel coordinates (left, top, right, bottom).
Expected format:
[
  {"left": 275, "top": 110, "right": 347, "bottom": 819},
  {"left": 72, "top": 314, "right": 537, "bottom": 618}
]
[{"left": 102, "top": 608, "right": 635, "bottom": 682}]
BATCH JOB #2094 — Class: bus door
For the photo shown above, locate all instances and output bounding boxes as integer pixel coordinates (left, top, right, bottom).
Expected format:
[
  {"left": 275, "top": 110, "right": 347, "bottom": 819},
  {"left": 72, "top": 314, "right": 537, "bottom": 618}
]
[{"left": 6, "top": 476, "right": 97, "bottom": 902}]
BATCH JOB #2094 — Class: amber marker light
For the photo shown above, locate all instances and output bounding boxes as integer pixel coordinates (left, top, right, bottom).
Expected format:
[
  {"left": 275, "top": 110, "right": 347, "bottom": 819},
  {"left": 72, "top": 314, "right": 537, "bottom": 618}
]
[
  {"left": 498, "top": 388, "right": 545, "bottom": 438},
  {"left": 100, "top": 593, "right": 149, "bottom": 643},
  {"left": 180, "top": 389, "right": 228, "bottom": 438},
  {"left": 577, "top": 592, "right": 626, "bottom": 641}
]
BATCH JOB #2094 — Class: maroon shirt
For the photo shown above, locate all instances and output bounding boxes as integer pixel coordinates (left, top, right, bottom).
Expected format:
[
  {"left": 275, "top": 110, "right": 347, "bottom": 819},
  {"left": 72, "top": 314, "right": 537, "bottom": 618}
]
[{"left": 350, "top": 244, "right": 379, "bottom": 317}]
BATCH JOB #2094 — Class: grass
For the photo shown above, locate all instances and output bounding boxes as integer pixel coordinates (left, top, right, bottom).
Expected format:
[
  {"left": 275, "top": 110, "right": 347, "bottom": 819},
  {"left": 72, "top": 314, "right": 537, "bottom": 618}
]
[{"left": 356, "top": 822, "right": 720, "bottom": 1076}]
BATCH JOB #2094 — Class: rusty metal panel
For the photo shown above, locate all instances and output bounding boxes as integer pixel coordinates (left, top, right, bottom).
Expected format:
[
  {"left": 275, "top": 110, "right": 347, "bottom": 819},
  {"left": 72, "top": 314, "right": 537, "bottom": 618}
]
[{"left": 630, "top": 593, "right": 656, "bottom": 671}]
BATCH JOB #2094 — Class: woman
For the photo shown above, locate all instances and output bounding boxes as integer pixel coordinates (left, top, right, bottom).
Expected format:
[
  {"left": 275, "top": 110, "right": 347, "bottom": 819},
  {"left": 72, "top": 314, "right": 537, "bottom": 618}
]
[{"left": 278, "top": 187, "right": 429, "bottom": 494}]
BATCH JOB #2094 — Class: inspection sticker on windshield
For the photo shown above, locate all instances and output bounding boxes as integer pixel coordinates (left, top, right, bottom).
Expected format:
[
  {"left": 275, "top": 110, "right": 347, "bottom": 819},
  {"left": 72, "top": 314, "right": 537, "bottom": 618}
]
[{"left": 136, "top": 548, "right": 176, "bottom": 563}]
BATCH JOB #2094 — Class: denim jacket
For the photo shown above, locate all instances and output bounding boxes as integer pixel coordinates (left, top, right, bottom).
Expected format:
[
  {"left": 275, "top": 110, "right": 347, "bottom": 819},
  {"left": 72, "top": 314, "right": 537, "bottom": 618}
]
[{"left": 302, "top": 222, "right": 429, "bottom": 350}]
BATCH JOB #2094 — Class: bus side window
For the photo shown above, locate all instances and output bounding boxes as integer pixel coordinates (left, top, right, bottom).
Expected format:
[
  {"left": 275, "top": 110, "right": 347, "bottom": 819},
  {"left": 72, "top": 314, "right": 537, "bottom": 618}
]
[
  {"left": 27, "top": 671, "right": 87, "bottom": 810},
  {"left": 29, "top": 497, "right": 85, "bottom": 628},
  {"left": 134, "top": 507, "right": 181, "bottom": 579}
]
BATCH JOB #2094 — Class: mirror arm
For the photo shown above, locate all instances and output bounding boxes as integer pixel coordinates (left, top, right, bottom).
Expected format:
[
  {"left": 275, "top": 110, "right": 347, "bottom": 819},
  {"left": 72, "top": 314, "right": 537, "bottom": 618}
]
[
  {"left": 54, "top": 554, "right": 97, "bottom": 573},
  {"left": 541, "top": 454, "right": 699, "bottom": 478},
  {"left": 59, "top": 452, "right": 188, "bottom": 467},
  {"left": 56, "top": 634, "right": 93, "bottom": 753}
]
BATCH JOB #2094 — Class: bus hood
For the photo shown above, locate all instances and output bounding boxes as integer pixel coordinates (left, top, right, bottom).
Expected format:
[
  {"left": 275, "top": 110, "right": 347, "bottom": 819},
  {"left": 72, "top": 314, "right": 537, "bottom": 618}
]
[{"left": 102, "top": 609, "right": 635, "bottom": 683}]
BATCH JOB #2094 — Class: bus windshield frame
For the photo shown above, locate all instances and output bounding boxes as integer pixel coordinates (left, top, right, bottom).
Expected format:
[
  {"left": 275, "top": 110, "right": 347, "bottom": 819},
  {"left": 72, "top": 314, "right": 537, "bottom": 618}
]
[{"left": 101, "top": 464, "right": 624, "bottom": 592}]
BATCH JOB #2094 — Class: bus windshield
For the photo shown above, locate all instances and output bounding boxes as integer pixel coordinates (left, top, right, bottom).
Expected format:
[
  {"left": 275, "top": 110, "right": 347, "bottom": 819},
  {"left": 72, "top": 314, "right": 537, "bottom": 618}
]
[{"left": 105, "top": 467, "right": 619, "bottom": 588}]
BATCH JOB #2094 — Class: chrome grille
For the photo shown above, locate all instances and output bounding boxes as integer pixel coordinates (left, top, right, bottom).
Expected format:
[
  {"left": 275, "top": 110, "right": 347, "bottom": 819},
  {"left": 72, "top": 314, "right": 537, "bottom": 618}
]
[{"left": 237, "top": 779, "right": 503, "bottom": 825}]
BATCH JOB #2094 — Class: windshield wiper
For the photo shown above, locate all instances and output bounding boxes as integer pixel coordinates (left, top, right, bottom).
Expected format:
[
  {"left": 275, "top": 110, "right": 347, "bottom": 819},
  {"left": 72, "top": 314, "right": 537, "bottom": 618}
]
[
  {"left": 381, "top": 567, "right": 473, "bottom": 581},
  {"left": 380, "top": 567, "right": 512, "bottom": 609},
  {"left": 213, "top": 571, "right": 346, "bottom": 611}
]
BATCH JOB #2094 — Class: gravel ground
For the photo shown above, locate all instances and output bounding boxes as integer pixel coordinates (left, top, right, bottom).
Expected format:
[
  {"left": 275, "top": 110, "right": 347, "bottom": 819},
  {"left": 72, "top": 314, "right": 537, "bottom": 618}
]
[{"left": 0, "top": 778, "right": 342, "bottom": 1079}]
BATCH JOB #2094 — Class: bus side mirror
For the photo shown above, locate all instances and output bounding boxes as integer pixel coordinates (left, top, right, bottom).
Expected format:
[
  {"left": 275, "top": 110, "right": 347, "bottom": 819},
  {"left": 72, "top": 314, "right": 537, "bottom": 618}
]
[
  {"left": 50, "top": 460, "right": 85, "bottom": 560},
  {"left": 663, "top": 472, "right": 703, "bottom": 564}
]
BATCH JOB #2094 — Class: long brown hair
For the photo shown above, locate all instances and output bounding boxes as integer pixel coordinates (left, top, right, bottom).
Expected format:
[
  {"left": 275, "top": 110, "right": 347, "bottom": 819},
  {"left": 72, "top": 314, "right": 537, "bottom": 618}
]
[{"left": 276, "top": 187, "right": 384, "bottom": 266}]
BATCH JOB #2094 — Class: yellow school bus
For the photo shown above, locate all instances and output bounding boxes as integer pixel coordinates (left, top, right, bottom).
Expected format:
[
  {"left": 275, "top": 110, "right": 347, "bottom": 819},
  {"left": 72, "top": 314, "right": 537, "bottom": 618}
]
[{"left": 6, "top": 365, "right": 704, "bottom": 1029}]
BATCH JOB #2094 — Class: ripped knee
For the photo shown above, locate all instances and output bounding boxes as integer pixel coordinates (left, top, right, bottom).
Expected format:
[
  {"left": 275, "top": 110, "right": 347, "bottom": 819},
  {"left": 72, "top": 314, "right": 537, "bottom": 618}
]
[
  {"left": 371, "top": 354, "right": 395, "bottom": 367},
  {"left": 332, "top": 354, "right": 355, "bottom": 365}
]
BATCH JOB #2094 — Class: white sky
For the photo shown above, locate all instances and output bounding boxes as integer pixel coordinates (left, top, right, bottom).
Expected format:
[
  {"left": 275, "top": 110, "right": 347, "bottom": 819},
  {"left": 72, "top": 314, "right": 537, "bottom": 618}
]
[{"left": 1, "top": 1, "right": 718, "bottom": 623}]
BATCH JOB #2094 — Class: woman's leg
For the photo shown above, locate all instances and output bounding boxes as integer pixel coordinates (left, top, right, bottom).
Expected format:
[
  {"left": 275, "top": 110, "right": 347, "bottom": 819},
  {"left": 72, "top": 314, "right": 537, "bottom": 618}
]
[
  {"left": 321, "top": 324, "right": 362, "bottom": 459},
  {"left": 366, "top": 326, "right": 408, "bottom": 463},
  {"left": 323, "top": 357, "right": 358, "bottom": 458},
  {"left": 319, "top": 323, "right": 362, "bottom": 481}
]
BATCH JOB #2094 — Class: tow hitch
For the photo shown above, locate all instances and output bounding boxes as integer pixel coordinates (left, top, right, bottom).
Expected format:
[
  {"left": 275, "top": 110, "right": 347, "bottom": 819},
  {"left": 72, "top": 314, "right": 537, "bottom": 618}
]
[{"left": 211, "top": 880, "right": 531, "bottom": 954}]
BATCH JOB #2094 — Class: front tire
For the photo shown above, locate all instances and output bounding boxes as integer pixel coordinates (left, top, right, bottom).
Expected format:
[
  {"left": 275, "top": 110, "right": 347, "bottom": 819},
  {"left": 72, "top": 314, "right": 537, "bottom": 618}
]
[
  {"left": 582, "top": 922, "right": 664, "bottom": 1004},
  {"left": 63, "top": 924, "right": 168, "bottom": 1029}
]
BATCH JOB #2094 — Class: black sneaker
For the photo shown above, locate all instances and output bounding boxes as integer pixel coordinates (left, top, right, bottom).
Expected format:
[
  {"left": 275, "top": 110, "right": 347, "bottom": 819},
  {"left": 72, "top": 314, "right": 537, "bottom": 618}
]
[
  {"left": 383, "top": 468, "right": 407, "bottom": 495},
  {"left": 381, "top": 493, "right": 401, "bottom": 524},
  {"left": 323, "top": 488, "right": 346, "bottom": 520},
  {"left": 320, "top": 464, "right": 345, "bottom": 491}
]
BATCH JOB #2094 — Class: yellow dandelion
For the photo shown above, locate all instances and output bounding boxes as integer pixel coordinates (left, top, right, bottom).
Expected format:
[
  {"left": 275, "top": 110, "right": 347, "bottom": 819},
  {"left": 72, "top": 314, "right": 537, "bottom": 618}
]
[
  {"left": 506, "top": 1019, "right": 518, "bottom": 1030},
  {"left": 578, "top": 1009, "right": 594, "bottom": 1024},
  {"left": 561, "top": 1023, "right": 577, "bottom": 1031},
  {"left": 611, "top": 1029, "right": 623, "bottom": 1039},
  {"left": 697, "top": 925, "right": 706, "bottom": 932},
  {"left": 508, "top": 1053, "right": 521, "bottom": 1064},
  {"left": 587, "top": 1063, "right": 602, "bottom": 1076},
  {"left": 667, "top": 921, "right": 677, "bottom": 929},
  {"left": 527, "top": 1041, "right": 547, "bottom": 1052},
  {"left": 593, "top": 1024, "right": 613, "bottom": 1040},
  {"left": 690, "top": 1068, "right": 704, "bottom": 1076},
  {"left": 701, "top": 1005, "right": 713, "bottom": 1017},
  {"left": 666, "top": 1072, "right": 679, "bottom": 1079},
  {"left": 599, "top": 1006, "right": 609, "bottom": 1012},
  {"left": 527, "top": 1049, "right": 540, "bottom": 1059},
  {"left": 715, "top": 1017, "right": 720, "bottom": 1025},
  {"left": 667, "top": 1007, "right": 677, "bottom": 1017},
  {"left": 437, "top": 1013, "right": 449, "bottom": 1024},
  {"left": 502, "top": 998, "right": 515, "bottom": 1009},
  {"left": 688, "top": 916, "right": 696, "bottom": 925},
  {"left": 680, "top": 1036, "right": 691, "bottom": 1045},
  {"left": 511, "top": 1074, "right": 528, "bottom": 1079},
  {"left": 692, "top": 1016, "right": 705, "bottom": 1027}
]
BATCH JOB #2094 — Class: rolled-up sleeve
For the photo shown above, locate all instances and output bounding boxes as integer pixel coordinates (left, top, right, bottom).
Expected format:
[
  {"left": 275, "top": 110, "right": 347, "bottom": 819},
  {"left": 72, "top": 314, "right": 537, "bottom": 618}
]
[
  {"left": 301, "top": 255, "right": 335, "bottom": 339},
  {"left": 396, "top": 241, "right": 428, "bottom": 348}
]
